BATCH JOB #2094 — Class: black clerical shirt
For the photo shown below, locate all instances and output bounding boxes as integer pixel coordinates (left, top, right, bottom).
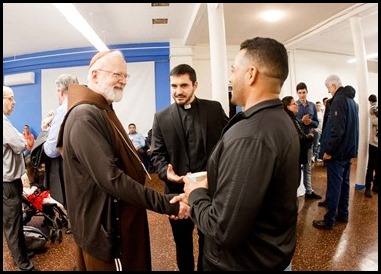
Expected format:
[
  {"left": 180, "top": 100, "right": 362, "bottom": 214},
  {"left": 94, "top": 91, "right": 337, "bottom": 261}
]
[{"left": 177, "top": 100, "right": 206, "bottom": 172}]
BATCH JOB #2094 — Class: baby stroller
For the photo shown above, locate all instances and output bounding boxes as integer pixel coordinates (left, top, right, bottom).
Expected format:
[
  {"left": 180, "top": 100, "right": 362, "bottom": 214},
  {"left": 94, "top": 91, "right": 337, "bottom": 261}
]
[
  {"left": 22, "top": 154, "right": 70, "bottom": 243},
  {"left": 22, "top": 186, "right": 70, "bottom": 244}
]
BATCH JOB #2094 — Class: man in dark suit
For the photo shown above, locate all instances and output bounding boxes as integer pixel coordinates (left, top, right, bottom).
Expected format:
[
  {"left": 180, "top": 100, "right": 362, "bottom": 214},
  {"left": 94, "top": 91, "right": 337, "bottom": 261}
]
[{"left": 151, "top": 64, "right": 229, "bottom": 271}]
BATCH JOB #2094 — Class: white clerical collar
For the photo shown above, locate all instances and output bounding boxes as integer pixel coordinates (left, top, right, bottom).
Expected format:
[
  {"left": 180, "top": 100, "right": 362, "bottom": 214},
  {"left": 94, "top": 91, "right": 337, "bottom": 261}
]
[{"left": 184, "top": 104, "right": 191, "bottom": 109}]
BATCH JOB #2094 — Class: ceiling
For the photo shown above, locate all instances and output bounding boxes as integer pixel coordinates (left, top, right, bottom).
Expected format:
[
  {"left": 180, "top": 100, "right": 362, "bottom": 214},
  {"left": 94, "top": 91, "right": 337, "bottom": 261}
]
[{"left": 3, "top": 3, "right": 378, "bottom": 62}]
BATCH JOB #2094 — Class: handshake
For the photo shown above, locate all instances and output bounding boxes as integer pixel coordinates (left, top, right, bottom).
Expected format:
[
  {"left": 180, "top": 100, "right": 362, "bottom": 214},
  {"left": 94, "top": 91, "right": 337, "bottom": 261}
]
[{"left": 167, "top": 170, "right": 208, "bottom": 220}]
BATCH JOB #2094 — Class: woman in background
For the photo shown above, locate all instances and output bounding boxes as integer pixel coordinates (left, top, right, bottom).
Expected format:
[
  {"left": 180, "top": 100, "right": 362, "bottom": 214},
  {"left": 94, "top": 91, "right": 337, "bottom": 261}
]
[{"left": 282, "top": 96, "right": 314, "bottom": 167}]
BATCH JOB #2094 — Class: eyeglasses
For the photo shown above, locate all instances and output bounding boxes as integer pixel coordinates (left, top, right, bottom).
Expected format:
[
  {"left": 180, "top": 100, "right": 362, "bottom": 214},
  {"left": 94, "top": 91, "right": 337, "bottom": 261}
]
[
  {"left": 97, "top": 69, "right": 130, "bottom": 80},
  {"left": 3, "top": 96, "right": 15, "bottom": 102}
]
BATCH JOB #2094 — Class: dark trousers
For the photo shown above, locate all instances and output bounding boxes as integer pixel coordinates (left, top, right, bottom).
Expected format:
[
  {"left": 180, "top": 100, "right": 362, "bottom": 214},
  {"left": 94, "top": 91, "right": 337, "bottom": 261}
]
[
  {"left": 365, "top": 144, "right": 378, "bottom": 190},
  {"left": 137, "top": 147, "right": 153, "bottom": 172},
  {"left": 325, "top": 159, "right": 351, "bottom": 225},
  {"left": 3, "top": 179, "right": 34, "bottom": 271},
  {"left": 169, "top": 217, "right": 204, "bottom": 271},
  {"left": 44, "top": 156, "right": 66, "bottom": 207}
]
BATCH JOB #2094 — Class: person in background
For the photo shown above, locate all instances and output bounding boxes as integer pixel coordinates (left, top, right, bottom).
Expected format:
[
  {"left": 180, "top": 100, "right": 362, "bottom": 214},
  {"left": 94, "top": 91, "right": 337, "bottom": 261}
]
[
  {"left": 151, "top": 63, "right": 229, "bottom": 271},
  {"left": 43, "top": 74, "right": 79, "bottom": 211},
  {"left": 282, "top": 96, "right": 314, "bottom": 167},
  {"left": 22, "top": 124, "right": 35, "bottom": 157},
  {"left": 3, "top": 86, "right": 36, "bottom": 271},
  {"left": 368, "top": 93, "right": 378, "bottom": 117},
  {"left": 312, "top": 101, "right": 324, "bottom": 162},
  {"left": 145, "top": 128, "right": 154, "bottom": 172},
  {"left": 364, "top": 94, "right": 378, "bottom": 198},
  {"left": 127, "top": 123, "right": 151, "bottom": 172},
  {"left": 322, "top": 97, "right": 329, "bottom": 107},
  {"left": 56, "top": 50, "right": 189, "bottom": 271},
  {"left": 313, "top": 74, "right": 359, "bottom": 230},
  {"left": 319, "top": 96, "right": 331, "bottom": 162},
  {"left": 22, "top": 172, "right": 65, "bottom": 213},
  {"left": 172, "top": 37, "right": 300, "bottom": 271},
  {"left": 295, "top": 82, "right": 322, "bottom": 200}
]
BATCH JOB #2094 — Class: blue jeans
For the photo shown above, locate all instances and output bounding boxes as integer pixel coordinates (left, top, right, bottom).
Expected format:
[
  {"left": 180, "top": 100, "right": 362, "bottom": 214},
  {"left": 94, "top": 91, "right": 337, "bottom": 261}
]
[
  {"left": 324, "top": 159, "right": 351, "bottom": 226},
  {"left": 312, "top": 131, "right": 321, "bottom": 159},
  {"left": 302, "top": 147, "right": 313, "bottom": 194}
]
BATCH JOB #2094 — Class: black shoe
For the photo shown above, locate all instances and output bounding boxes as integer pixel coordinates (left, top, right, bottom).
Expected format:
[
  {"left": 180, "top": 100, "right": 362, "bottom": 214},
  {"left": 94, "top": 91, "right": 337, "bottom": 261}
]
[
  {"left": 372, "top": 185, "right": 378, "bottom": 193},
  {"left": 305, "top": 192, "right": 322, "bottom": 200},
  {"left": 365, "top": 188, "right": 373, "bottom": 198},
  {"left": 27, "top": 251, "right": 34, "bottom": 258},
  {"left": 312, "top": 219, "right": 333, "bottom": 230},
  {"left": 336, "top": 216, "right": 348, "bottom": 223},
  {"left": 318, "top": 199, "right": 327, "bottom": 207}
]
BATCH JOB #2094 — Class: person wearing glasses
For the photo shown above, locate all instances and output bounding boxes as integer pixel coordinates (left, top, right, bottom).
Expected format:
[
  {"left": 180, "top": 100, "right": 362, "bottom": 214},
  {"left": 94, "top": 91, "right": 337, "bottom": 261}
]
[
  {"left": 56, "top": 50, "right": 189, "bottom": 271},
  {"left": 282, "top": 96, "right": 314, "bottom": 167},
  {"left": 3, "top": 86, "right": 37, "bottom": 271},
  {"left": 42, "top": 74, "right": 79, "bottom": 213}
]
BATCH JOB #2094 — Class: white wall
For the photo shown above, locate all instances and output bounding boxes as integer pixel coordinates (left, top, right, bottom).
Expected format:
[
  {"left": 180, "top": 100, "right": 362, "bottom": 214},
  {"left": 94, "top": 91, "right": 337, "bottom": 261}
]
[
  {"left": 191, "top": 46, "right": 378, "bottom": 107},
  {"left": 41, "top": 61, "right": 155, "bottom": 136},
  {"left": 282, "top": 50, "right": 378, "bottom": 104}
]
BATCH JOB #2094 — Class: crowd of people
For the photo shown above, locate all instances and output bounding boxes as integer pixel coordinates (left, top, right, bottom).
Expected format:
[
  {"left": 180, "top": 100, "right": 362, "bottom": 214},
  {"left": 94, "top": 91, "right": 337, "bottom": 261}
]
[{"left": 4, "top": 35, "right": 375, "bottom": 271}]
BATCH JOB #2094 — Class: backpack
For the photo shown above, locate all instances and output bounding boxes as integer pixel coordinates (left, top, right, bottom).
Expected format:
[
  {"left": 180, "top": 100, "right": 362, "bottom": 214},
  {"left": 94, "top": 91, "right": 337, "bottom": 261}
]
[
  {"left": 23, "top": 225, "right": 48, "bottom": 252},
  {"left": 30, "top": 131, "right": 48, "bottom": 169}
]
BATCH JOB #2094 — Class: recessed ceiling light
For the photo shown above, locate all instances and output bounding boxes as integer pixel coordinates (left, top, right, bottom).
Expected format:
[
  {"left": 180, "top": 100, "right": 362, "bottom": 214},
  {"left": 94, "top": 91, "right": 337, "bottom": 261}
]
[
  {"left": 152, "top": 18, "right": 168, "bottom": 24},
  {"left": 260, "top": 10, "right": 284, "bottom": 22},
  {"left": 151, "top": 3, "right": 170, "bottom": 7}
]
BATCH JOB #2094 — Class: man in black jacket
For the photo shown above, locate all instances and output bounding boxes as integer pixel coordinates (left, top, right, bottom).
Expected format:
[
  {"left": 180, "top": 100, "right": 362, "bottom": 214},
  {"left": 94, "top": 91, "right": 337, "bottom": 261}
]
[
  {"left": 151, "top": 64, "right": 228, "bottom": 271},
  {"left": 173, "top": 37, "right": 300, "bottom": 271}
]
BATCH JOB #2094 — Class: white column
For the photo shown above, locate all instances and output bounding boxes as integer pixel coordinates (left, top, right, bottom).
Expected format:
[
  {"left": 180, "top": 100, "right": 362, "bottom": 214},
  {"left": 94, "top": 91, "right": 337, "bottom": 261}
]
[
  {"left": 207, "top": 3, "right": 229, "bottom": 115},
  {"left": 350, "top": 17, "right": 369, "bottom": 190}
]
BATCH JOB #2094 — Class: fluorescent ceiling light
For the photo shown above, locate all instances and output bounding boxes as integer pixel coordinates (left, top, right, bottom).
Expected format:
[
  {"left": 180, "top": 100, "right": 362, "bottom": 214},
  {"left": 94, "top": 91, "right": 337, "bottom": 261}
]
[
  {"left": 53, "top": 3, "right": 108, "bottom": 52},
  {"left": 347, "top": 53, "right": 378, "bottom": 63},
  {"left": 260, "top": 10, "right": 285, "bottom": 22}
]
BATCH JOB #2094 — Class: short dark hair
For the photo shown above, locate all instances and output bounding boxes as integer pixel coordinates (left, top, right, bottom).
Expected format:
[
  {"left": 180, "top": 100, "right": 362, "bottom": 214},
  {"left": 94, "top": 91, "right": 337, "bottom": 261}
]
[
  {"left": 240, "top": 37, "right": 289, "bottom": 86},
  {"left": 296, "top": 82, "right": 308, "bottom": 92},
  {"left": 170, "top": 64, "right": 197, "bottom": 85},
  {"left": 368, "top": 94, "right": 377, "bottom": 103}
]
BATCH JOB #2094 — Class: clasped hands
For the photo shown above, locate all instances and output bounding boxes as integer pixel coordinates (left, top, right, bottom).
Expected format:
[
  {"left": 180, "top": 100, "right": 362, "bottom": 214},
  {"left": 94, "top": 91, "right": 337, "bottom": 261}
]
[
  {"left": 167, "top": 164, "right": 208, "bottom": 220},
  {"left": 302, "top": 114, "right": 312, "bottom": 125}
]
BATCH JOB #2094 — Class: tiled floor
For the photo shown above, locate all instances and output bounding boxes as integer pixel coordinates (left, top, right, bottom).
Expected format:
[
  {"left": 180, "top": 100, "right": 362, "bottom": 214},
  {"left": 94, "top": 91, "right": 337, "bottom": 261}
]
[{"left": 3, "top": 158, "right": 378, "bottom": 271}]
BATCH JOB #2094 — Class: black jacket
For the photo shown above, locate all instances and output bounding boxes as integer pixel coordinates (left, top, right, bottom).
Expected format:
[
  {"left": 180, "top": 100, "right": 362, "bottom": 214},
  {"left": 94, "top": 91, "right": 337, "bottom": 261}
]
[
  {"left": 188, "top": 99, "right": 300, "bottom": 271},
  {"left": 285, "top": 110, "right": 313, "bottom": 165},
  {"left": 151, "top": 97, "right": 228, "bottom": 194}
]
